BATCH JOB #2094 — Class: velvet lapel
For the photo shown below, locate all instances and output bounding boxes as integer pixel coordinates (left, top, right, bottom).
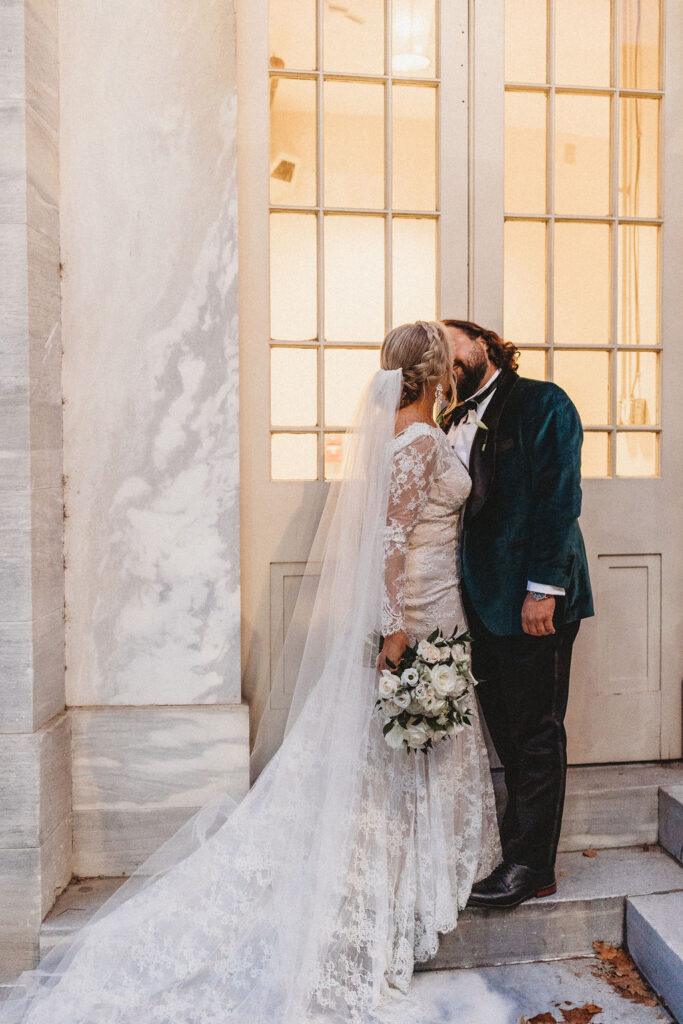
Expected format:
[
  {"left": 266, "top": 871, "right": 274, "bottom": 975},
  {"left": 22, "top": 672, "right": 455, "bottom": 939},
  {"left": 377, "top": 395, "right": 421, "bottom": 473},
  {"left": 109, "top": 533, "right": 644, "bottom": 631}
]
[{"left": 465, "top": 369, "right": 519, "bottom": 525}]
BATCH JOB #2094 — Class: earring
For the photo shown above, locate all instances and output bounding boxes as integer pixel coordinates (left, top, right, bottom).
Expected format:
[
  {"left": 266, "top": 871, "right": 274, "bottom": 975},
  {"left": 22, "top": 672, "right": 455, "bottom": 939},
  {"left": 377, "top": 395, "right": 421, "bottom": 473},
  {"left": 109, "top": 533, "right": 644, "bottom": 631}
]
[{"left": 435, "top": 383, "right": 444, "bottom": 406}]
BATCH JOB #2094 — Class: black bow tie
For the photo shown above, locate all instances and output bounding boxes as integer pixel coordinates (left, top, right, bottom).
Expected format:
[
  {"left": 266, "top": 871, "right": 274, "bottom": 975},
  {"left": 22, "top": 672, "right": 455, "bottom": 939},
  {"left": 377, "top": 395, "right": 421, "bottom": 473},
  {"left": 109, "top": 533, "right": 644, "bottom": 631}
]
[{"left": 450, "top": 376, "right": 499, "bottom": 426}]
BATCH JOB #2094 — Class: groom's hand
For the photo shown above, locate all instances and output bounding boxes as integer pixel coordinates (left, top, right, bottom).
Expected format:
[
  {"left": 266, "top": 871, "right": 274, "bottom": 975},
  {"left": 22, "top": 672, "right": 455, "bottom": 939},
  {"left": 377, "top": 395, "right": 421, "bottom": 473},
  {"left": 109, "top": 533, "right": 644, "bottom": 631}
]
[{"left": 521, "top": 594, "right": 556, "bottom": 636}]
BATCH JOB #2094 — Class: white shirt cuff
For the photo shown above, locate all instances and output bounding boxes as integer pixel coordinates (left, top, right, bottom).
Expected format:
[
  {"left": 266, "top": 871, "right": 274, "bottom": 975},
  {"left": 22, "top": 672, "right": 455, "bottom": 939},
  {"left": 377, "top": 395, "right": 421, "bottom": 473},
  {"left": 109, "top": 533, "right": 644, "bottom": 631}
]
[{"left": 527, "top": 581, "right": 566, "bottom": 596}]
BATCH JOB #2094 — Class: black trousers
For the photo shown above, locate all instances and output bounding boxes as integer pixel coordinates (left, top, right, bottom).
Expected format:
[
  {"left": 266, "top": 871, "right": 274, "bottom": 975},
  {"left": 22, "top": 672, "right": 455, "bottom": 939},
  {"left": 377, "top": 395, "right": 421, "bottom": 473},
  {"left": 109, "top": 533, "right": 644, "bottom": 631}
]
[{"left": 464, "top": 591, "right": 580, "bottom": 872}]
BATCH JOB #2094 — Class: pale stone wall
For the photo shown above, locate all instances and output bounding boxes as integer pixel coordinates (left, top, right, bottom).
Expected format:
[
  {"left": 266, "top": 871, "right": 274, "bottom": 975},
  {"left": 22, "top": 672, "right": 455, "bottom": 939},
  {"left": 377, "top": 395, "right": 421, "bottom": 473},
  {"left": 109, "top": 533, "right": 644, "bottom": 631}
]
[
  {"left": 59, "top": 1, "right": 248, "bottom": 877},
  {"left": 0, "top": 0, "right": 71, "bottom": 980}
]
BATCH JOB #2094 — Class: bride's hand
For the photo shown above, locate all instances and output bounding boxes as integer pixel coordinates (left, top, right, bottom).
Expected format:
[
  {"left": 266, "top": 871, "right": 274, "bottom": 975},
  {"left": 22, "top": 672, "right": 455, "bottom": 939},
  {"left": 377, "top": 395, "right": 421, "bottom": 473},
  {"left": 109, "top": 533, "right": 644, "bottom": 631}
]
[{"left": 376, "top": 631, "right": 410, "bottom": 673}]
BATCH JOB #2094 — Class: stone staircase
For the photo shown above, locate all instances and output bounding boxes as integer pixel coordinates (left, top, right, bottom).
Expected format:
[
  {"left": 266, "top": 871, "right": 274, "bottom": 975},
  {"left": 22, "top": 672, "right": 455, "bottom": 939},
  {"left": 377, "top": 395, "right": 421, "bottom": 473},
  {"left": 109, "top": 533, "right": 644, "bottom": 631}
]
[{"left": 33, "top": 763, "right": 683, "bottom": 1020}]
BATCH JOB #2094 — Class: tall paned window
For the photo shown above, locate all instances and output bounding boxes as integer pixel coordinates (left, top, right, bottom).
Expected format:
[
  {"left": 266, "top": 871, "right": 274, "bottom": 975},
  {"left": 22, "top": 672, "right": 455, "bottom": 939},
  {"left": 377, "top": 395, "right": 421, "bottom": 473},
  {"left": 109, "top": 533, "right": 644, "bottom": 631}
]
[
  {"left": 268, "top": 0, "right": 438, "bottom": 481},
  {"left": 504, "top": 0, "right": 662, "bottom": 477}
]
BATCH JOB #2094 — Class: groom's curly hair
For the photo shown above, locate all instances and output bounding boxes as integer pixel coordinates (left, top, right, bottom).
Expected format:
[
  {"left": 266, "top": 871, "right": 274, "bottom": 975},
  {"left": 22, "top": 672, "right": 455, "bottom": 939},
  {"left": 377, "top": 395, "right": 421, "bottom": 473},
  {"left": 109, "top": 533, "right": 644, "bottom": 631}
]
[{"left": 441, "top": 319, "right": 519, "bottom": 372}]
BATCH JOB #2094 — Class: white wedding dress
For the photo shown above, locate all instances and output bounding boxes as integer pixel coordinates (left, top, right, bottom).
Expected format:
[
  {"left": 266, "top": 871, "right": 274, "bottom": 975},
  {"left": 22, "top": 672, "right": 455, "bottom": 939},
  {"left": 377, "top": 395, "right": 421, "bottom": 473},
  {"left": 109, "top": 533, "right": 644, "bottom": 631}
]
[{"left": 2, "top": 377, "right": 500, "bottom": 1024}]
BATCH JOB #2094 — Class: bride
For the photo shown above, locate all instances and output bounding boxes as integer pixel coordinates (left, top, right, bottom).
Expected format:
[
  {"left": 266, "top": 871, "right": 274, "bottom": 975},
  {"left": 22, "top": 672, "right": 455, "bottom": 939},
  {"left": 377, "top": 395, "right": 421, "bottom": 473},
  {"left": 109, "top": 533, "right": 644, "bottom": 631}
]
[{"left": 1, "top": 320, "right": 500, "bottom": 1024}]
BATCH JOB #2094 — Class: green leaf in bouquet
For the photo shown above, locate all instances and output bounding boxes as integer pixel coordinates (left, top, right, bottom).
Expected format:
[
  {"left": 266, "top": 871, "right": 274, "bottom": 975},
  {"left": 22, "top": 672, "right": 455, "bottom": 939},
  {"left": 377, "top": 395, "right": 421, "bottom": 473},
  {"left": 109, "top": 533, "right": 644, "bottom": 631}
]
[
  {"left": 427, "top": 628, "right": 439, "bottom": 644},
  {"left": 382, "top": 721, "right": 396, "bottom": 736}
]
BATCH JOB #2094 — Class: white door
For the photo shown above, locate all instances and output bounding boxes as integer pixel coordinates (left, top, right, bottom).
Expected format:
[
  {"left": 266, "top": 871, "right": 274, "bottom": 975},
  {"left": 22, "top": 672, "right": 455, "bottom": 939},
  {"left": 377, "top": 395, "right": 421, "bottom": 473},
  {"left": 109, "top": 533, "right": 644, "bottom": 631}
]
[
  {"left": 237, "top": 0, "right": 470, "bottom": 769},
  {"left": 484, "top": 0, "right": 683, "bottom": 761},
  {"left": 237, "top": 0, "right": 682, "bottom": 768}
]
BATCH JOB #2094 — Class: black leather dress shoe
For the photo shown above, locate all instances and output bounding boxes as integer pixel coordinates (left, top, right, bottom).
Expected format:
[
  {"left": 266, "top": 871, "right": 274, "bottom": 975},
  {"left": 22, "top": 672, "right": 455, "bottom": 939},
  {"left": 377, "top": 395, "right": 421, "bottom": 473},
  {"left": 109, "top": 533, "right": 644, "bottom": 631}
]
[{"left": 467, "top": 860, "right": 557, "bottom": 909}]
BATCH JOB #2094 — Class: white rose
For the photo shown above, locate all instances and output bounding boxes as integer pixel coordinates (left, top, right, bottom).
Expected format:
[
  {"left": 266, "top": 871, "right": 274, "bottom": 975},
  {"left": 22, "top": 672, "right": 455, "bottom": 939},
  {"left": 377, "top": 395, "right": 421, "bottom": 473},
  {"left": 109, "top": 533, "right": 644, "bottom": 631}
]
[
  {"left": 413, "top": 681, "right": 428, "bottom": 702},
  {"left": 378, "top": 671, "right": 401, "bottom": 699},
  {"left": 385, "top": 723, "right": 406, "bottom": 749},
  {"left": 416, "top": 640, "right": 441, "bottom": 664},
  {"left": 435, "top": 645, "right": 451, "bottom": 662},
  {"left": 424, "top": 694, "right": 447, "bottom": 715},
  {"left": 392, "top": 690, "right": 411, "bottom": 709},
  {"left": 430, "top": 663, "right": 458, "bottom": 698},
  {"left": 407, "top": 700, "right": 424, "bottom": 714},
  {"left": 451, "top": 643, "right": 468, "bottom": 660},
  {"left": 404, "top": 721, "right": 430, "bottom": 749},
  {"left": 384, "top": 700, "right": 404, "bottom": 718},
  {"left": 401, "top": 667, "right": 420, "bottom": 687}
]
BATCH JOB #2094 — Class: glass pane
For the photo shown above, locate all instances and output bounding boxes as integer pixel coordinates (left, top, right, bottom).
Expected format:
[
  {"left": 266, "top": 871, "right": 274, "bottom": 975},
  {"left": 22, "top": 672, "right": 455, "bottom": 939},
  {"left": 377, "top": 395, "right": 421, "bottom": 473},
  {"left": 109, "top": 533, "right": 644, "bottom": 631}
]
[
  {"left": 324, "top": 0, "right": 384, "bottom": 74},
  {"left": 554, "top": 222, "right": 610, "bottom": 346},
  {"left": 618, "top": 225, "right": 659, "bottom": 347},
  {"left": 271, "top": 433, "right": 317, "bottom": 481},
  {"left": 270, "top": 78, "right": 316, "bottom": 207},
  {"left": 620, "top": 0, "right": 660, "bottom": 90},
  {"left": 505, "top": 90, "right": 547, "bottom": 214},
  {"left": 269, "top": 0, "right": 316, "bottom": 70},
  {"left": 555, "top": 0, "right": 611, "bottom": 86},
  {"left": 555, "top": 94, "right": 610, "bottom": 216},
  {"left": 324, "top": 348, "right": 380, "bottom": 426},
  {"left": 581, "top": 432, "right": 610, "bottom": 477},
  {"left": 617, "top": 351, "right": 659, "bottom": 426},
  {"left": 325, "top": 215, "right": 384, "bottom": 341},
  {"left": 554, "top": 350, "right": 610, "bottom": 425},
  {"left": 504, "top": 220, "right": 546, "bottom": 346},
  {"left": 619, "top": 98, "right": 659, "bottom": 219},
  {"left": 517, "top": 348, "right": 547, "bottom": 380},
  {"left": 616, "top": 431, "right": 658, "bottom": 477},
  {"left": 392, "top": 0, "right": 437, "bottom": 77},
  {"left": 270, "top": 348, "right": 318, "bottom": 427},
  {"left": 392, "top": 218, "right": 436, "bottom": 327},
  {"left": 270, "top": 212, "right": 317, "bottom": 340},
  {"left": 505, "top": 0, "right": 547, "bottom": 83},
  {"left": 393, "top": 85, "right": 436, "bottom": 211},
  {"left": 324, "top": 432, "right": 351, "bottom": 481},
  {"left": 324, "top": 82, "right": 384, "bottom": 209}
]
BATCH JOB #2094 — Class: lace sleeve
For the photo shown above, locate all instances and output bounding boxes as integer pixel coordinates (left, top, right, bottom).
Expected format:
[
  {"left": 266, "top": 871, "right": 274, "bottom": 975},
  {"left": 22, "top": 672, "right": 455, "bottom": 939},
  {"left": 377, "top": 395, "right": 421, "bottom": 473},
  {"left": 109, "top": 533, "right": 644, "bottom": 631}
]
[{"left": 382, "top": 431, "right": 441, "bottom": 637}]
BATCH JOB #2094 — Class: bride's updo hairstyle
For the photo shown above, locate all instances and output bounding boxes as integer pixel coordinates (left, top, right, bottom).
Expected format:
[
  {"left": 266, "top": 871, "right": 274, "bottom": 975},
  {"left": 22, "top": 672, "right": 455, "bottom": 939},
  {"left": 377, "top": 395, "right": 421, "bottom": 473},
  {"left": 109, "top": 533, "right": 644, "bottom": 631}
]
[{"left": 380, "top": 320, "right": 455, "bottom": 411}]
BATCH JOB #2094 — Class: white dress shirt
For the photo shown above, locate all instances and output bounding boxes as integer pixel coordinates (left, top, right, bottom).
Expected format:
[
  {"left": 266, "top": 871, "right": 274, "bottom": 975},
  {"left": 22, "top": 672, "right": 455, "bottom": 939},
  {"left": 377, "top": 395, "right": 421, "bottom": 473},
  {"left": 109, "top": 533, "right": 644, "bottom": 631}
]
[{"left": 446, "top": 369, "right": 564, "bottom": 598}]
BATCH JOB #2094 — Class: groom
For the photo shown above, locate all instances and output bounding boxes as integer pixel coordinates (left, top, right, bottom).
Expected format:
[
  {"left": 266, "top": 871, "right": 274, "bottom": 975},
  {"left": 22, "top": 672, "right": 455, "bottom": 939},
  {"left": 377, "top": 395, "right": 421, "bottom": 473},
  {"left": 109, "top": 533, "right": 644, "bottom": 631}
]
[{"left": 440, "top": 319, "right": 593, "bottom": 909}]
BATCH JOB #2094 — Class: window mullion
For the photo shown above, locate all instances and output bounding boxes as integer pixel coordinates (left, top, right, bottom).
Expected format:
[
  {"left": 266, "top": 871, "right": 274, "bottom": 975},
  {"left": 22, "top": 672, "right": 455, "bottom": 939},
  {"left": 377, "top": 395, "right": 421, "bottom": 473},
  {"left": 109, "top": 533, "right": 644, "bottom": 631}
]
[
  {"left": 384, "top": 0, "right": 393, "bottom": 334},
  {"left": 316, "top": 0, "right": 325, "bottom": 478},
  {"left": 547, "top": 0, "right": 555, "bottom": 381},
  {"left": 610, "top": 0, "right": 620, "bottom": 471}
]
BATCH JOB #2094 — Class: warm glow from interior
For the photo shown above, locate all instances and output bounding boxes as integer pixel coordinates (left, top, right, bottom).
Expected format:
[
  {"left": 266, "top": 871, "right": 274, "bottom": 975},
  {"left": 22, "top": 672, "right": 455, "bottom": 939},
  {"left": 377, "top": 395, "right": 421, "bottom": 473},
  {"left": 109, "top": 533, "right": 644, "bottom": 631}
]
[
  {"left": 504, "top": 0, "right": 662, "bottom": 478},
  {"left": 392, "top": 54, "right": 430, "bottom": 73}
]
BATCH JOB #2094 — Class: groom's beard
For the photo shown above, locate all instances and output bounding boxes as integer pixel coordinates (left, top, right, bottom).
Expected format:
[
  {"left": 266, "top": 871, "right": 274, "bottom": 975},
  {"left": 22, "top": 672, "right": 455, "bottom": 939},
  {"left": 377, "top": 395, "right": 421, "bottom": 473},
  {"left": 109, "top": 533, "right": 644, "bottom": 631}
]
[{"left": 454, "top": 349, "right": 489, "bottom": 401}]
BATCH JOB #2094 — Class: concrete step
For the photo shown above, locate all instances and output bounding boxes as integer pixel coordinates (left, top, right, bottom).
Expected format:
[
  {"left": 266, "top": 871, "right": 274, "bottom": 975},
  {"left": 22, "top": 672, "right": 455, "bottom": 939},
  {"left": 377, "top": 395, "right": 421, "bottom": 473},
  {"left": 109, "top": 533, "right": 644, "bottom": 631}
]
[
  {"left": 659, "top": 784, "right": 683, "bottom": 866},
  {"left": 410, "top": 954, "right": 675, "bottom": 1023},
  {"left": 627, "top": 891, "right": 683, "bottom": 1024},
  {"left": 550, "top": 761, "right": 682, "bottom": 853},
  {"left": 417, "top": 845, "right": 683, "bottom": 971},
  {"left": 41, "top": 877, "right": 125, "bottom": 958},
  {"left": 41, "top": 847, "right": 683, "bottom": 975}
]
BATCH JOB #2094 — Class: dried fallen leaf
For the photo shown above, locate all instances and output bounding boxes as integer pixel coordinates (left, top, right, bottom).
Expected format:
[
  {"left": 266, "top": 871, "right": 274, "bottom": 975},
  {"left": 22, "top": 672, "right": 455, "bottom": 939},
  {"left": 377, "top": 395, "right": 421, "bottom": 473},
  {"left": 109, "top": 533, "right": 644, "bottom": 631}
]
[
  {"left": 592, "top": 941, "right": 658, "bottom": 1006},
  {"left": 560, "top": 1006, "right": 603, "bottom": 1024},
  {"left": 559, "top": 871, "right": 567, "bottom": 877},
  {"left": 583, "top": 848, "right": 598, "bottom": 858},
  {"left": 528, "top": 1014, "right": 558, "bottom": 1024}
]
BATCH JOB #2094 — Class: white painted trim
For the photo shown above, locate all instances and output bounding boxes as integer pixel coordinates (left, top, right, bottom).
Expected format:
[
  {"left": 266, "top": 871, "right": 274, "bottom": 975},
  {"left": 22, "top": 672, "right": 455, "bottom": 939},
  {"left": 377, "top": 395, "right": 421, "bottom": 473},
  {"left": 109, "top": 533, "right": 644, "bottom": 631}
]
[{"left": 469, "top": 0, "right": 504, "bottom": 329}]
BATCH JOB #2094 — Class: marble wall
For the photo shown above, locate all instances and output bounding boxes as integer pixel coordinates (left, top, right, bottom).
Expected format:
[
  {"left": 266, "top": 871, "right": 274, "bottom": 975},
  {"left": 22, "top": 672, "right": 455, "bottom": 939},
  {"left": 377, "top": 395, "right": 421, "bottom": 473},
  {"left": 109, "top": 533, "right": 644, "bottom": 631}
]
[
  {"left": 0, "top": 0, "right": 70, "bottom": 981},
  {"left": 59, "top": 0, "right": 247, "bottom": 875}
]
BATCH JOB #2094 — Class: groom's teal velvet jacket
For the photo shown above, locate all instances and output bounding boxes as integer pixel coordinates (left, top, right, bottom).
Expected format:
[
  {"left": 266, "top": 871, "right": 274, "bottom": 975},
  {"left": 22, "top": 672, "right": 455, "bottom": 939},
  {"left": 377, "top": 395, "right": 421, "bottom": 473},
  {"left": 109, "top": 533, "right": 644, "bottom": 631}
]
[{"left": 441, "top": 370, "right": 594, "bottom": 636}]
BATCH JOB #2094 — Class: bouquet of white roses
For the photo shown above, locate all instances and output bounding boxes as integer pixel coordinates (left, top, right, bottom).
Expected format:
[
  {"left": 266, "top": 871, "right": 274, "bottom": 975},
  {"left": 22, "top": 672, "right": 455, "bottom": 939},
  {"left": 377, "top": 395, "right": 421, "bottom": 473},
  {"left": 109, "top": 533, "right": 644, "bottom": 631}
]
[{"left": 376, "top": 626, "right": 476, "bottom": 754}]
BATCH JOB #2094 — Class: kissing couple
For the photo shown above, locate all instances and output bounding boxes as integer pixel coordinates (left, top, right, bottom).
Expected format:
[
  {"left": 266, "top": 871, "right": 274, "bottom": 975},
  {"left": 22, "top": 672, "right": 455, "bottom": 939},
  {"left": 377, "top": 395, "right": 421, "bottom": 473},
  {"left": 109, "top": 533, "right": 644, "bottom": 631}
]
[{"left": 2, "top": 320, "right": 593, "bottom": 1024}]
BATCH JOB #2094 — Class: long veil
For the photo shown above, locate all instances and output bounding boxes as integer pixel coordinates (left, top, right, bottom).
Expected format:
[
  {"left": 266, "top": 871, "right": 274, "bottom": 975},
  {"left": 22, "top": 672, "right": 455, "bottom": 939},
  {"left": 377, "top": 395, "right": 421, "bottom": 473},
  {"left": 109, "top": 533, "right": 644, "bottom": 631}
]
[{"left": 0, "top": 369, "right": 411, "bottom": 1024}]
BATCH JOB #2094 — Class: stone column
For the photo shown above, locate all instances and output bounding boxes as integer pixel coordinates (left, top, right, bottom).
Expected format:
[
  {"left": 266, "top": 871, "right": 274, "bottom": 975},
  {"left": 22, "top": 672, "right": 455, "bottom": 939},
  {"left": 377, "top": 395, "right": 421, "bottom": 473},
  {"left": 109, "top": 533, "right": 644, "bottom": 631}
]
[
  {"left": 0, "top": 0, "right": 71, "bottom": 981},
  {"left": 59, "top": 2, "right": 248, "bottom": 877}
]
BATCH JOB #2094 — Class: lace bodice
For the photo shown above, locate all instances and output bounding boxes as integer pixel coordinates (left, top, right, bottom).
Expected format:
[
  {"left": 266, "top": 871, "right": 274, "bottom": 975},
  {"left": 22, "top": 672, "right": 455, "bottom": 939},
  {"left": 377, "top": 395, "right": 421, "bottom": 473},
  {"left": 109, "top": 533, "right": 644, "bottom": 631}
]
[{"left": 382, "top": 423, "right": 471, "bottom": 638}]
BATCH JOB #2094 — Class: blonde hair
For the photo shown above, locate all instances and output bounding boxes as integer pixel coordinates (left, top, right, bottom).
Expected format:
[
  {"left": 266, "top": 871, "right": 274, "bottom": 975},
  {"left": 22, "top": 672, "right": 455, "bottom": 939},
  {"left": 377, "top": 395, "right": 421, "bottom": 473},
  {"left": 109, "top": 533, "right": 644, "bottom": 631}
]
[{"left": 380, "top": 320, "right": 455, "bottom": 412}]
